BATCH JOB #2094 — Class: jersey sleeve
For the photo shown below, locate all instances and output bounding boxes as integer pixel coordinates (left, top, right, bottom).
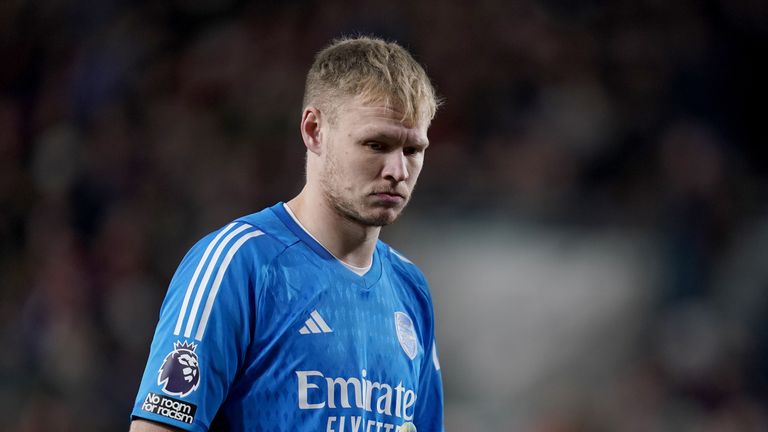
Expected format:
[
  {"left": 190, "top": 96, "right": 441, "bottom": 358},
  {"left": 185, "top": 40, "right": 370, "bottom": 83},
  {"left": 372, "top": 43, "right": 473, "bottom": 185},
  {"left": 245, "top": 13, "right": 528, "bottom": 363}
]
[
  {"left": 415, "top": 340, "right": 445, "bottom": 431},
  {"left": 413, "top": 273, "right": 445, "bottom": 432},
  {"left": 131, "top": 222, "right": 267, "bottom": 431},
  {"left": 388, "top": 245, "right": 446, "bottom": 431}
]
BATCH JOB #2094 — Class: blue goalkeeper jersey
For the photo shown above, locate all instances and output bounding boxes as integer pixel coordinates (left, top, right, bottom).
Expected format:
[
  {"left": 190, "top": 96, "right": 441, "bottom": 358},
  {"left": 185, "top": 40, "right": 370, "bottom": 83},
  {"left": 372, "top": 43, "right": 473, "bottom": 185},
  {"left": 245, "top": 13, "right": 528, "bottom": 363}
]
[{"left": 131, "top": 202, "right": 444, "bottom": 432}]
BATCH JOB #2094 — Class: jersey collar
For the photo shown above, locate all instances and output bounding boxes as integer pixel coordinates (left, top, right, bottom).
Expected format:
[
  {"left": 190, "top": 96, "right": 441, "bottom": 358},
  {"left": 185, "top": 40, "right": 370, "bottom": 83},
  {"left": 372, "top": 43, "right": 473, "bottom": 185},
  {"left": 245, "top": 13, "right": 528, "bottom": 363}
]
[{"left": 270, "top": 202, "right": 383, "bottom": 288}]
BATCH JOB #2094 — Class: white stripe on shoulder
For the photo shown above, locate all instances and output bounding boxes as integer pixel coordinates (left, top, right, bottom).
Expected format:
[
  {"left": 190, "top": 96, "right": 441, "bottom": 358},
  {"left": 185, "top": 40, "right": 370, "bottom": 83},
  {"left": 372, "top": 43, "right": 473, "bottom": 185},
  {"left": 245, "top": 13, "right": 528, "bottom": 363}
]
[
  {"left": 432, "top": 342, "right": 441, "bottom": 371},
  {"left": 174, "top": 222, "right": 238, "bottom": 336},
  {"left": 389, "top": 247, "right": 413, "bottom": 264},
  {"left": 184, "top": 223, "right": 252, "bottom": 338},
  {"left": 194, "top": 229, "right": 264, "bottom": 340}
]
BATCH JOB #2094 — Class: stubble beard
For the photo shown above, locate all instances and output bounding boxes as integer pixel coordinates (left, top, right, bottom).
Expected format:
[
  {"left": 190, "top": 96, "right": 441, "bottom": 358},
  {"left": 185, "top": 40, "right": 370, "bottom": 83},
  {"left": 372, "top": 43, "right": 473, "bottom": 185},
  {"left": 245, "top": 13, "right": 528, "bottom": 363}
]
[{"left": 319, "top": 155, "right": 407, "bottom": 228}]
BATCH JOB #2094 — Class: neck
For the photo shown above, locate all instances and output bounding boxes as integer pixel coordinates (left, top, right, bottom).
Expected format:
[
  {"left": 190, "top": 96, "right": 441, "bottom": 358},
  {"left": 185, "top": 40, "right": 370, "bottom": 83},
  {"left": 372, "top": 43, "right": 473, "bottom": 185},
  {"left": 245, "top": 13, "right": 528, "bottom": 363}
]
[{"left": 287, "top": 186, "right": 381, "bottom": 268}]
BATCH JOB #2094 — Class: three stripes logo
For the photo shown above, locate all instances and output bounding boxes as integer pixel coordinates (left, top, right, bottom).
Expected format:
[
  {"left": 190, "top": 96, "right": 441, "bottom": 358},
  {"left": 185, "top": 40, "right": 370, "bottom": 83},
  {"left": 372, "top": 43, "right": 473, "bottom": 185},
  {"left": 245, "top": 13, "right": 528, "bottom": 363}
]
[{"left": 298, "top": 310, "right": 333, "bottom": 335}]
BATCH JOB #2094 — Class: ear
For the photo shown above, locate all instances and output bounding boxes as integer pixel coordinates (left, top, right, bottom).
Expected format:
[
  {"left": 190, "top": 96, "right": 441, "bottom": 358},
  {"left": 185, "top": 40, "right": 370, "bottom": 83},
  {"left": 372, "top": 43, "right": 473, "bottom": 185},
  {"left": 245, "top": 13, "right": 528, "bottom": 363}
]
[{"left": 301, "top": 107, "right": 324, "bottom": 155}]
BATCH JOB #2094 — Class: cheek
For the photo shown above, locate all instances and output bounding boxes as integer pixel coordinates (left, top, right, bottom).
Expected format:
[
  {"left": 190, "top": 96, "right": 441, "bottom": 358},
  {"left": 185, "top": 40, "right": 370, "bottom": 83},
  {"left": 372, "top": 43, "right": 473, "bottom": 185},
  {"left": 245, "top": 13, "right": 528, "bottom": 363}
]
[
  {"left": 329, "top": 152, "right": 372, "bottom": 190},
  {"left": 351, "top": 154, "right": 381, "bottom": 177},
  {"left": 408, "top": 158, "right": 424, "bottom": 181}
]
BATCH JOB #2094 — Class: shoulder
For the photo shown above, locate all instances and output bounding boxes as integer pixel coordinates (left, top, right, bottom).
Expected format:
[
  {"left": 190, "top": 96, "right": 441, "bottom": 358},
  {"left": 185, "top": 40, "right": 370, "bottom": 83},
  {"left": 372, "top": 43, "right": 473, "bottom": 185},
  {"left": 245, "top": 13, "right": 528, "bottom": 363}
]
[
  {"left": 188, "top": 222, "right": 283, "bottom": 268},
  {"left": 379, "top": 240, "right": 431, "bottom": 298},
  {"left": 379, "top": 241, "right": 438, "bottom": 350},
  {"left": 161, "top": 207, "right": 296, "bottom": 340},
  {"left": 181, "top": 205, "right": 298, "bottom": 274},
  {"left": 168, "top": 215, "right": 286, "bottom": 304}
]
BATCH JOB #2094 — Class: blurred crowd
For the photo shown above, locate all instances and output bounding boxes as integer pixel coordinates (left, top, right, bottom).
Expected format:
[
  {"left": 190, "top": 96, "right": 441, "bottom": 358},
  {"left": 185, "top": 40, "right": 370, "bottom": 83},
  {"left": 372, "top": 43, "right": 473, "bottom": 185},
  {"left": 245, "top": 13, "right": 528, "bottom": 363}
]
[{"left": 1, "top": 0, "right": 767, "bottom": 430}]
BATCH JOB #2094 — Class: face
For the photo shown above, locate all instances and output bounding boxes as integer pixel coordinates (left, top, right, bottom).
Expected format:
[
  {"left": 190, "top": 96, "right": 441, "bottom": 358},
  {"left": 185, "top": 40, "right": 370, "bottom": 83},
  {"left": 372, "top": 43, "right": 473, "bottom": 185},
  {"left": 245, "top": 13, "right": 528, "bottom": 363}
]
[{"left": 318, "top": 98, "right": 429, "bottom": 227}]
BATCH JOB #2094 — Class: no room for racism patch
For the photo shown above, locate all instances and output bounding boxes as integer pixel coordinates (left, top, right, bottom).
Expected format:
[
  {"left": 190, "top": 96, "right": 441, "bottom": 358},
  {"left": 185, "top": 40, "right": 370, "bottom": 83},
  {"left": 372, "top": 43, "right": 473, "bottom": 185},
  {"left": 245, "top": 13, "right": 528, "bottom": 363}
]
[{"left": 142, "top": 392, "right": 197, "bottom": 425}]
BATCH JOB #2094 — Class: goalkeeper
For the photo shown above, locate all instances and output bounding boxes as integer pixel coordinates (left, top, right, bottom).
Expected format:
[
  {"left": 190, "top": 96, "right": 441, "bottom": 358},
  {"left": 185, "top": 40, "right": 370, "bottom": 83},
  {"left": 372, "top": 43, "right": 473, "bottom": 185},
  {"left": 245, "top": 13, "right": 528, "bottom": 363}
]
[{"left": 130, "top": 36, "right": 444, "bottom": 432}]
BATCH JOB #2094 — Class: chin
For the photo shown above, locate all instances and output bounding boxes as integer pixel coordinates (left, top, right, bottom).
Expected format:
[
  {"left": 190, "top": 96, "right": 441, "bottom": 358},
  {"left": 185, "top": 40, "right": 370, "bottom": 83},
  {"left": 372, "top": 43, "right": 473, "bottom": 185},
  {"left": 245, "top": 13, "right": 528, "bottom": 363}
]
[
  {"left": 352, "top": 208, "right": 402, "bottom": 227},
  {"left": 357, "top": 213, "right": 396, "bottom": 227},
  {"left": 371, "top": 208, "right": 404, "bottom": 226},
  {"left": 330, "top": 195, "right": 405, "bottom": 227}
]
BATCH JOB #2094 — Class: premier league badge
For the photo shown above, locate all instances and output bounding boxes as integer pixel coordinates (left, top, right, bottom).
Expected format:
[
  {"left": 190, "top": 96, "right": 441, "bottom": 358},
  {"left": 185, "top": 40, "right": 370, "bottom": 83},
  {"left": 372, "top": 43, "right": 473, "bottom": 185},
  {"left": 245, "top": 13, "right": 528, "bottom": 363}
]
[
  {"left": 394, "top": 312, "right": 419, "bottom": 360},
  {"left": 158, "top": 341, "right": 200, "bottom": 398}
]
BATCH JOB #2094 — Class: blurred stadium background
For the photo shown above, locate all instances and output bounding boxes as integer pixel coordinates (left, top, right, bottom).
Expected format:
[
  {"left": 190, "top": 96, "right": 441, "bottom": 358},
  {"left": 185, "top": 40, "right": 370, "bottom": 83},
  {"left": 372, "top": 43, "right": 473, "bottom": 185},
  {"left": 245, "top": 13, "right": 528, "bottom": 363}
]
[{"left": 1, "top": 0, "right": 767, "bottom": 430}]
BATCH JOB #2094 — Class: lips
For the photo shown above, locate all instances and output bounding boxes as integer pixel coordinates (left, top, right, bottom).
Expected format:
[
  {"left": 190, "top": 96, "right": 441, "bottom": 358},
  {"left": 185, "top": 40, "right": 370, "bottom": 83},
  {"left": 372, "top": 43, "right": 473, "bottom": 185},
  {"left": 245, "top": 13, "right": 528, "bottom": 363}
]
[
  {"left": 370, "top": 190, "right": 406, "bottom": 204},
  {"left": 371, "top": 190, "right": 405, "bottom": 198}
]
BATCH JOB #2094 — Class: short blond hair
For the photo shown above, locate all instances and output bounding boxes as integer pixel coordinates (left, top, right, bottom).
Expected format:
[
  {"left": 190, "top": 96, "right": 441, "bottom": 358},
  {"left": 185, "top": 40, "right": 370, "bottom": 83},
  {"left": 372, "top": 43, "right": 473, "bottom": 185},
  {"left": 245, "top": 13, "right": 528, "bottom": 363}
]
[{"left": 303, "top": 36, "right": 439, "bottom": 126}]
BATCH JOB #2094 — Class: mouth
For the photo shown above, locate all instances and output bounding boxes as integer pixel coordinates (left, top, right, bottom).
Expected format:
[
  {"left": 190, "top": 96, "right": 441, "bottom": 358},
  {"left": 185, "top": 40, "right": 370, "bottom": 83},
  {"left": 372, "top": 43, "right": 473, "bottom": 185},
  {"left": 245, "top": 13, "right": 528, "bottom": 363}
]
[{"left": 370, "top": 191, "right": 406, "bottom": 204}]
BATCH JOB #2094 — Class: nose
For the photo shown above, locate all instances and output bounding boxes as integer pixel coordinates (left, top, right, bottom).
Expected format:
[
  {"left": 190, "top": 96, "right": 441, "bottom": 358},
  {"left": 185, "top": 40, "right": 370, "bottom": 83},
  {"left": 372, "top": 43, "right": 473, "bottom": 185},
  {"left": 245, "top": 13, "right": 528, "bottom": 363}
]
[{"left": 382, "top": 151, "right": 409, "bottom": 182}]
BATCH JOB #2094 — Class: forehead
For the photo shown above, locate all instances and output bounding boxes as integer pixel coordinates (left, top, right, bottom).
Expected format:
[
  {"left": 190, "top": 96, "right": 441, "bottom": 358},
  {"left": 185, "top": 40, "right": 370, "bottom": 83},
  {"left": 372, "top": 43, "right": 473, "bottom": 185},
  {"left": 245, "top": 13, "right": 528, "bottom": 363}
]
[{"left": 333, "top": 98, "right": 429, "bottom": 146}]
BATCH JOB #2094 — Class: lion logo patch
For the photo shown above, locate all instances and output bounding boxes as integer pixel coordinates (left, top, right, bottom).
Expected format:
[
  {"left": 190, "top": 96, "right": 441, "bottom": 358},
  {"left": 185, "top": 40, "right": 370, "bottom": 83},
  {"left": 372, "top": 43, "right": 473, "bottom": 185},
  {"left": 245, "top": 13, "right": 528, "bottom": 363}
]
[{"left": 158, "top": 341, "right": 200, "bottom": 398}]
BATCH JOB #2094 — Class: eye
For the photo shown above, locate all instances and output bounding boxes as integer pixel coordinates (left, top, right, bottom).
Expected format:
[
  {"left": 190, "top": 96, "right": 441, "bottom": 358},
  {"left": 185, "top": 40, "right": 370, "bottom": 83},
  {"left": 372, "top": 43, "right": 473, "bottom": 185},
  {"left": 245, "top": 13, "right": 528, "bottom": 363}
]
[
  {"left": 403, "top": 146, "right": 423, "bottom": 156},
  {"left": 367, "top": 142, "right": 385, "bottom": 151}
]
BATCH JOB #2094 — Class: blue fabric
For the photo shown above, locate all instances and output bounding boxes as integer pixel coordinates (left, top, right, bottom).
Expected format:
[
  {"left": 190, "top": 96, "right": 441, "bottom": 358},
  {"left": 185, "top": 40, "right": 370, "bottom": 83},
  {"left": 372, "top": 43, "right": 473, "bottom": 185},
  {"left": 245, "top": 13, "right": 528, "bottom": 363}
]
[{"left": 132, "top": 203, "right": 444, "bottom": 431}]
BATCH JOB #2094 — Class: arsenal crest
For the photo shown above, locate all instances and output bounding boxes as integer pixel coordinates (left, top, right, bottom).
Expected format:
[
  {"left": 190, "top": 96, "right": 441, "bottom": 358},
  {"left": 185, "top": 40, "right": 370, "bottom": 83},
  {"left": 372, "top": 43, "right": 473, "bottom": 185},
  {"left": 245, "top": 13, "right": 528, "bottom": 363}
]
[{"left": 394, "top": 312, "right": 419, "bottom": 360}]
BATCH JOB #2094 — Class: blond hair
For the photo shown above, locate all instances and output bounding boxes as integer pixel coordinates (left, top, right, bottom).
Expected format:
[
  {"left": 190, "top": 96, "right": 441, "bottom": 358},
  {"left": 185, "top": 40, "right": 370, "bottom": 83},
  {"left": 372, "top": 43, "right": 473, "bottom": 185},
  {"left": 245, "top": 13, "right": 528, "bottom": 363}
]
[{"left": 303, "top": 36, "right": 439, "bottom": 126}]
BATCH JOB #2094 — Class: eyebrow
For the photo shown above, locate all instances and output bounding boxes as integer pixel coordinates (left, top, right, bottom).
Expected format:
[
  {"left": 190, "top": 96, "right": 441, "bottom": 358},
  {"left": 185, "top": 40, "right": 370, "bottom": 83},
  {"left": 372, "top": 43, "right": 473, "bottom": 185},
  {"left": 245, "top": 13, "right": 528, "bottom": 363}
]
[{"left": 361, "top": 127, "right": 430, "bottom": 149}]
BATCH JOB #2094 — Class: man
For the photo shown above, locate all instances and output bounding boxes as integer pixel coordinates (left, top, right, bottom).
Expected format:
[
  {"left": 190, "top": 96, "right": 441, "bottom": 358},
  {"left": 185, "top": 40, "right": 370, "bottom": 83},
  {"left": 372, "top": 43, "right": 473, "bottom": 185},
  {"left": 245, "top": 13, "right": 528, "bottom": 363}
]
[{"left": 130, "top": 36, "right": 444, "bottom": 432}]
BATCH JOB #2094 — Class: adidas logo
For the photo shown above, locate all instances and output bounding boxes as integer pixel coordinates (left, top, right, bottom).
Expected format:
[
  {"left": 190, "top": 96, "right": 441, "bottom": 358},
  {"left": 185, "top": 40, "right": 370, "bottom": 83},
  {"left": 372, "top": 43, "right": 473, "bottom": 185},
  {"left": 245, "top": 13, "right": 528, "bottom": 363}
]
[{"left": 298, "top": 310, "right": 333, "bottom": 334}]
